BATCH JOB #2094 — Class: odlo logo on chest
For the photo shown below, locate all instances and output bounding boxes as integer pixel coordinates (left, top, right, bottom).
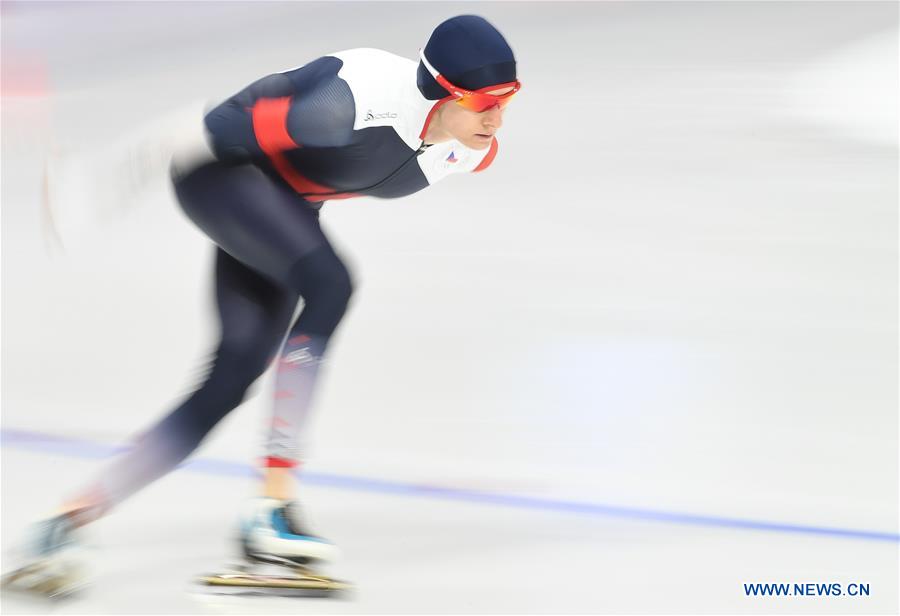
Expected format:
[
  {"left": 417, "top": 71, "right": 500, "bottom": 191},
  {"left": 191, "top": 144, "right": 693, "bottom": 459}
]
[{"left": 364, "top": 109, "right": 398, "bottom": 121}]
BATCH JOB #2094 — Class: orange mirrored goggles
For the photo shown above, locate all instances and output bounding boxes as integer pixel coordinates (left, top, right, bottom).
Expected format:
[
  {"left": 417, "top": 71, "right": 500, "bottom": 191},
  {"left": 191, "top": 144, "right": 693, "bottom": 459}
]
[{"left": 419, "top": 49, "right": 521, "bottom": 113}]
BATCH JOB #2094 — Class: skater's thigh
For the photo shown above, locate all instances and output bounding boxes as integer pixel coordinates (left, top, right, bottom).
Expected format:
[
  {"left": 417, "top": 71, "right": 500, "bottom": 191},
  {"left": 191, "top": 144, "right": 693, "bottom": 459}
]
[
  {"left": 174, "top": 161, "right": 328, "bottom": 285},
  {"left": 213, "top": 247, "right": 298, "bottom": 358}
]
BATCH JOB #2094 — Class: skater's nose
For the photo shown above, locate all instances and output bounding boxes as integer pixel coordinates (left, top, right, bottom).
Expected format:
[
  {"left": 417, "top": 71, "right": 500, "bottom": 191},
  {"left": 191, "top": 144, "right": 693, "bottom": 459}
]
[{"left": 482, "top": 106, "right": 503, "bottom": 130}]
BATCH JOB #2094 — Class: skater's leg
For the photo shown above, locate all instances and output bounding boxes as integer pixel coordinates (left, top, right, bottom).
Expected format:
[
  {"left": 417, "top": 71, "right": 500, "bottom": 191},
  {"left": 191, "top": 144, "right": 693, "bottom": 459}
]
[
  {"left": 262, "top": 244, "right": 353, "bottom": 482},
  {"left": 175, "top": 162, "right": 355, "bottom": 561},
  {"left": 59, "top": 161, "right": 348, "bottom": 531},
  {"left": 60, "top": 248, "right": 297, "bottom": 521},
  {"left": 177, "top": 161, "right": 354, "bottom": 498},
  {"left": 241, "top": 245, "right": 353, "bottom": 564}
]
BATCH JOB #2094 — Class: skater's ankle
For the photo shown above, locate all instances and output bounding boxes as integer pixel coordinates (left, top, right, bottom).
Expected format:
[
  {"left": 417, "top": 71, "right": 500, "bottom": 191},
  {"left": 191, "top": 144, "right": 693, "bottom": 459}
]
[
  {"left": 56, "top": 500, "right": 105, "bottom": 528},
  {"left": 261, "top": 467, "right": 297, "bottom": 501}
]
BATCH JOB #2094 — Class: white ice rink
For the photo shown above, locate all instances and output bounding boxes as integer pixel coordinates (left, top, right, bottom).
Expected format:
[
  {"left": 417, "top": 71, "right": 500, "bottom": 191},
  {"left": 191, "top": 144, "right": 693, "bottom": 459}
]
[{"left": 1, "top": 2, "right": 898, "bottom": 614}]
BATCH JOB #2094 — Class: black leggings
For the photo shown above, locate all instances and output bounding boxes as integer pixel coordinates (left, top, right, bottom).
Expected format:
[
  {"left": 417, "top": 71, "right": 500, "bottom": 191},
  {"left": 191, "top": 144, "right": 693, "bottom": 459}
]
[
  {"left": 175, "top": 161, "right": 353, "bottom": 338},
  {"left": 91, "top": 161, "right": 353, "bottom": 507}
]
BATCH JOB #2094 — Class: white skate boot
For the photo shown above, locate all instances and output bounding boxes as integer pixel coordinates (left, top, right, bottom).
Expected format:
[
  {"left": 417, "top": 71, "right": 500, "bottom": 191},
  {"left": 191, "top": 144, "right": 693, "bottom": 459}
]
[
  {"left": 240, "top": 498, "right": 340, "bottom": 565},
  {"left": 1, "top": 511, "right": 90, "bottom": 599},
  {"left": 195, "top": 498, "right": 348, "bottom": 596}
]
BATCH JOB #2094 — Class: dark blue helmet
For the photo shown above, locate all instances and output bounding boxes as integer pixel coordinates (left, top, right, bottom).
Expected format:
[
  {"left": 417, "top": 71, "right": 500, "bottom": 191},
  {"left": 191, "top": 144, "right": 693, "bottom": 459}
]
[{"left": 417, "top": 15, "right": 517, "bottom": 100}]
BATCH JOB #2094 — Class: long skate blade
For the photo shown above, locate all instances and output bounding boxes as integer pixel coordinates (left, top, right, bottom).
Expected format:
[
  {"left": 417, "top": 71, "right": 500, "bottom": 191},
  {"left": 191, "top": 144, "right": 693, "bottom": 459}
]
[
  {"left": 196, "top": 572, "right": 350, "bottom": 597},
  {"left": 195, "top": 584, "right": 335, "bottom": 598},
  {"left": 2, "top": 563, "right": 86, "bottom": 600}
]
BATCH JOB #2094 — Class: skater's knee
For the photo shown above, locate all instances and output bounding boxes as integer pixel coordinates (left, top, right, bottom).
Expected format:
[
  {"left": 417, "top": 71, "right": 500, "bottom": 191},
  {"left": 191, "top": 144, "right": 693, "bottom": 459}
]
[
  {"left": 320, "top": 262, "right": 353, "bottom": 310},
  {"left": 214, "top": 344, "right": 273, "bottom": 389},
  {"left": 184, "top": 368, "right": 256, "bottom": 432},
  {"left": 164, "top": 336, "right": 275, "bottom": 447},
  {"left": 289, "top": 246, "right": 353, "bottom": 300},
  {"left": 287, "top": 247, "right": 354, "bottom": 336},
  {"left": 218, "top": 318, "right": 282, "bottom": 368},
  {"left": 209, "top": 336, "right": 277, "bottom": 401}
]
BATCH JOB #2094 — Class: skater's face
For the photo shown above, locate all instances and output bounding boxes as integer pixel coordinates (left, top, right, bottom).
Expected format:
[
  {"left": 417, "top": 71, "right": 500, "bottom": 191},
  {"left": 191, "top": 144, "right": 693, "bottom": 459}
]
[{"left": 437, "top": 85, "right": 513, "bottom": 150}]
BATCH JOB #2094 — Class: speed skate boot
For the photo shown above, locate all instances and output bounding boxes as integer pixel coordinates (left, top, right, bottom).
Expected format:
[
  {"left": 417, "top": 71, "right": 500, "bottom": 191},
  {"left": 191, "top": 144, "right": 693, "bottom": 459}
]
[
  {"left": 195, "top": 498, "right": 348, "bottom": 596},
  {"left": 239, "top": 497, "right": 339, "bottom": 566},
  {"left": 1, "top": 510, "right": 91, "bottom": 599}
]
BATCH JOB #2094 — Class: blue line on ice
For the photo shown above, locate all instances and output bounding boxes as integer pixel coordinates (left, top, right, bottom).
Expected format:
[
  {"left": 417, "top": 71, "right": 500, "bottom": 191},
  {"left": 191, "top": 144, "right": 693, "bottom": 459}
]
[{"left": 2, "top": 427, "right": 897, "bottom": 543}]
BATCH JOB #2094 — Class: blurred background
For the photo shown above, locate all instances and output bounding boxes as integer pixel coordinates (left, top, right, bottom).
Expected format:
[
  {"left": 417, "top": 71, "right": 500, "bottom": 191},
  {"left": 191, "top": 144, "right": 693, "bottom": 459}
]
[{"left": 2, "top": 1, "right": 897, "bottom": 613}]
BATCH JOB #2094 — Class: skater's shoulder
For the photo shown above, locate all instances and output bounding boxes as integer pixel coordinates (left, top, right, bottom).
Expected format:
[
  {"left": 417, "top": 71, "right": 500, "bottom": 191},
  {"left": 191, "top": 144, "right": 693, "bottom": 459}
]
[
  {"left": 269, "top": 56, "right": 357, "bottom": 148},
  {"left": 327, "top": 47, "right": 417, "bottom": 94},
  {"left": 279, "top": 48, "right": 411, "bottom": 81},
  {"left": 327, "top": 47, "right": 416, "bottom": 71},
  {"left": 312, "top": 48, "right": 423, "bottom": 140}
]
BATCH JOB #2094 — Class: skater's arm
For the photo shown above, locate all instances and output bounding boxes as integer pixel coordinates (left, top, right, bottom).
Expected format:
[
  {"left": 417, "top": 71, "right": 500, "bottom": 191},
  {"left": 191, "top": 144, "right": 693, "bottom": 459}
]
[
  {"left": 203, "top": 72, "right": 295, "bottom": 162},
  {"left": 204, "top": 59, "right": 356, "bottom": 164}
]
